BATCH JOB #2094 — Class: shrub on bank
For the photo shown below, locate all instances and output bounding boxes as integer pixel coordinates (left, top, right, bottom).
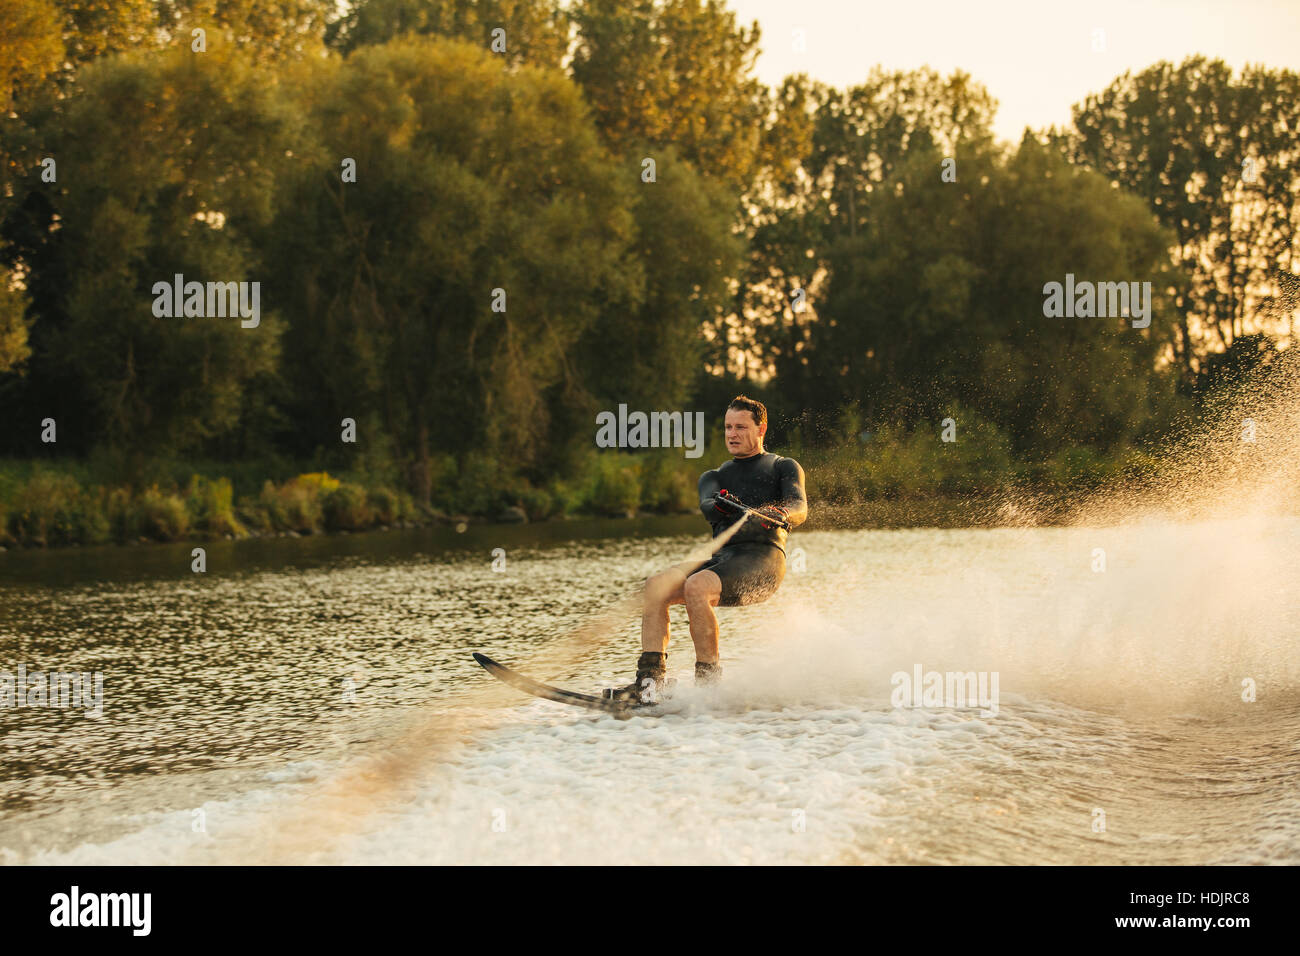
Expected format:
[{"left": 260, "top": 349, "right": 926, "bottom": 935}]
[
  {"left": 105, "top": 486, "right": 137, "bottom": 541},
  {"left": 323, "top": 481, "right": 374, "bottom": 531},
  {"left": 638, "top": 453, "right": 697, "bottom": 513},
  {"left": 0, "top": 466, "right": 417, "bottom": 546},
  {"left": 584, "top": 453, "right": 642, "bottom": 516},
  {"left": 185, "top": 476, "right": 245, "bottom": 537},
  {"left": 436, "top": 452, "right": 495, "bottom": 516},
  {"left": 234, "top": 489, "right": 273, "bottom": 534},
  {"left": 234, "top": 473, "right": 414, "bottom": 534},
  {"left": 1015, "top": 446, "right": 1152, "bottom": 490},
  {"left": 3, "top": 471, "right": 109, "bottom": 546},
  {"left": 513, "top": 484, "right": 558, "bottom": 521},
  {"left": 798, "top": 416, "right": 1015, "bottom": 500},
  {"left": 249, "top": 476, "right": 325, "bottom": 533},
  {"left": 0, "top": 438, "right": 1179, "bottom": 551},
  {"left": 136, "top": 486, "right": 190, "bottom": 541},
  {"left": 544, "top": 477, "right": 582, "bottom": 517},
  {"left": 366, "top": 486, "right": 415, "bottom": 525}
]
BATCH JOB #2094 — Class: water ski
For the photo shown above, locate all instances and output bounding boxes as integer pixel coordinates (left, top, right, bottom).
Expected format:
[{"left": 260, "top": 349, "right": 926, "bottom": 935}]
[{"left": 472, "top": 652, "right": 664, "bottom": 715}]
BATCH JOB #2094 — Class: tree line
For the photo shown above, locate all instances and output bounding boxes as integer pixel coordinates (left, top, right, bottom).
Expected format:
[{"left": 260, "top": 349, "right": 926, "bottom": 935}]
[{"left": 1, "top": 0, "right": 1296, "bottom": 506}]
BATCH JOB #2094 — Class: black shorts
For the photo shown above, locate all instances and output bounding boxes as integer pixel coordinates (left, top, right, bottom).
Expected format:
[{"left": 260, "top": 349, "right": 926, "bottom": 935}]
[{"left": 693, "top": 544, "right": 786, "bottom": 607}]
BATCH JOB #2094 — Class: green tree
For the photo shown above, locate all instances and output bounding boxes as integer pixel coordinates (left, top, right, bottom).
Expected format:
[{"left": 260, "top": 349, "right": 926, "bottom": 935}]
[
  {"left": 812, "top": 135, "right": 1179, "bottom": 454},
  {"left": 0, "top": 266, "right": 32, "bottom": 373},
  {"left": 330, "top": 0, "right": 571, "bottom": 70},
  {"left": 263, "top": 36, "right": 640, "bottom": 502},
  {"left": 5, "top": 46, "right": 295, "bottom": 462},
  {"left": 156, "top": 0, "right": 345, "bottom": 60},
  {"left": 567, "top": 2, "right": 818, "bottom": 404},
  {"left": 157, "top": 0, "right": 343, "bottom": 61},
  {"left": 568, "top": 0, "right": 767, "bottom": 194},
  {"left": 563, "top": 143, "right": 743, "bottom": 441},
  {"left": 731, "top": 68, "right": 998, "bottom": 431},
  {"left": 1062, "top": 57, "right": 1300, "bottom": 380},
  {"left": 50, "top": 0, "right": 157, "bottom": 66},
  {"left": 709, "top": 71, "right": 819, "bottom": 380},
  {"left": 0, "top": 0, "right": 64, "bottom": 109}
]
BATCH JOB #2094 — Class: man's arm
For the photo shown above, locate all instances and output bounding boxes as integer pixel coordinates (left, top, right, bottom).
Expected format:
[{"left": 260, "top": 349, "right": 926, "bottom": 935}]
[
  {"left": 775, "top": 458, "right": 808, "bottom": 528},
  {"left": 699, "top": 468, "right": 731, "bottom": 521}
]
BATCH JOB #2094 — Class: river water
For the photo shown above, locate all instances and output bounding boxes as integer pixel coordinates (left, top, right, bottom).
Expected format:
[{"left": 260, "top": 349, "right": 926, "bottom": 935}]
[{"left": 1, "top": 513, "right": 1297, "bottom": 865}]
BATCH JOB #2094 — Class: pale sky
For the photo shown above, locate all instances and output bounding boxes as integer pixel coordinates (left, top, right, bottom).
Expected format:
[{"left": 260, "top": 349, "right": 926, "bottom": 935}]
[{"left": 724, "top": 0, "right": 1300, "bottom": 143}]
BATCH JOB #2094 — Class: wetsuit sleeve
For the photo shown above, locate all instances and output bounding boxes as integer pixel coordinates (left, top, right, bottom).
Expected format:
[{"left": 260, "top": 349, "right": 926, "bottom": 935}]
[
  {"left": 698, "top": 468, "right": 728, "bottom": 521},
  {"left": 776, "top": 458, "right": 808, "bottom": 529}
]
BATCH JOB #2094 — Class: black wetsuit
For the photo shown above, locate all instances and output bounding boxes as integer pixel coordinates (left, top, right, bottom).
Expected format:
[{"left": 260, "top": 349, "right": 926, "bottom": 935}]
[{"left": 695, "top": 452, "right": 807, "bottom": 606}]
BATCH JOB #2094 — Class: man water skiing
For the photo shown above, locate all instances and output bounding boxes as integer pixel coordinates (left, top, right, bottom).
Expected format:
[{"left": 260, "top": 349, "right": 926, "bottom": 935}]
[{"left": 607, "top": 396, "right": 807, "bottom": 703}]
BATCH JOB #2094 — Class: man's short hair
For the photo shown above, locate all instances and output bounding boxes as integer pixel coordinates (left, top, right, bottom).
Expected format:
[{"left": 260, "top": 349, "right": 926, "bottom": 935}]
[{"left": 727, "top": 395, "right": 766, "bottom": 427}]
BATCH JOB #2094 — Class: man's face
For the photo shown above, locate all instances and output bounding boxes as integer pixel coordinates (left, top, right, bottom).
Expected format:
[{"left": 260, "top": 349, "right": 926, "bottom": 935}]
[{"left": 725, "top": 408, "right": 765, "bottom": 457}]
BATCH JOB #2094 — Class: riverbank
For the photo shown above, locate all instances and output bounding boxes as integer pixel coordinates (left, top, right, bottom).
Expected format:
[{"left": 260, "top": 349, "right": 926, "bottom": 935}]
[{"left": 0, "top": 441, "right": 1165, "bottom": 551}]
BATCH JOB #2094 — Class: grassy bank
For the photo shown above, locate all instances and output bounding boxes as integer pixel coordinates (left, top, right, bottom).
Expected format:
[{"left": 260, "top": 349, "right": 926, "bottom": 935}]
[
  {"left": 0, "top": 469, "right": 417, "bottom": 548},
  {"left": 0, "top": 449, "right": 702, "bottom": 548},
  {"left": 0, "top": 434, "right": 1163, "bottom": 550}
]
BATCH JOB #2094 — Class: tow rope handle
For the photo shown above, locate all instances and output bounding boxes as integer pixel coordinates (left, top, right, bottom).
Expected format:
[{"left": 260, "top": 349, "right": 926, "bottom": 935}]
[{"left": 717, "top": 489, "right": 790, "bottom": 530}]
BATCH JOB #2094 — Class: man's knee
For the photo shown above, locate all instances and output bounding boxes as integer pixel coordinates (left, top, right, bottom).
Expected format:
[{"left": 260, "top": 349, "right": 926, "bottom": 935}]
[
  {"left": 683, "top": 571, "right": 721, "bottom": 606},
  {"left": 644, "top": 569, "right": 683, "bottom": 605}
]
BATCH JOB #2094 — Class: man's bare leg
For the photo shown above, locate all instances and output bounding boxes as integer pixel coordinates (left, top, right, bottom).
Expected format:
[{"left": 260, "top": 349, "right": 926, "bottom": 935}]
[
  {"left": 604, "top": 563, "right": 699, "bottom": 702},
  {"left": 640, "top": 562, "right": 696, "bottom": 652},
  {"left": 683, "top": 569, "right": 723, "bottom": 664}
]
